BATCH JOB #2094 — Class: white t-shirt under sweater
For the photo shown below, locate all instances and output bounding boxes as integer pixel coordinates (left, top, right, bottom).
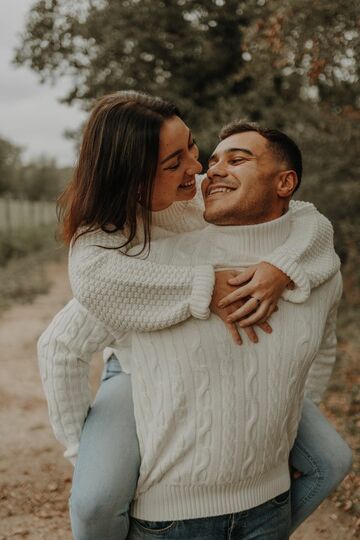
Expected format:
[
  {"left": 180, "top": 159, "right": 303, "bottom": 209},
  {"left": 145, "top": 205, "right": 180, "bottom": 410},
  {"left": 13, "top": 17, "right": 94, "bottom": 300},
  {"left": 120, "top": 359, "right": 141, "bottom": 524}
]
[{"left": 38, "top": 208, "right": 342, "bottom": 521}]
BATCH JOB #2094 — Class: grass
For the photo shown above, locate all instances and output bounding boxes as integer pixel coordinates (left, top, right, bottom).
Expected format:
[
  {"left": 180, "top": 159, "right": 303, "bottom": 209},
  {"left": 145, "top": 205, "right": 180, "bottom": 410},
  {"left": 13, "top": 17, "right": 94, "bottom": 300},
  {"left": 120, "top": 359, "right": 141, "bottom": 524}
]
[{"left": 0, "top": 227, "right": 65, "bottom": 312}]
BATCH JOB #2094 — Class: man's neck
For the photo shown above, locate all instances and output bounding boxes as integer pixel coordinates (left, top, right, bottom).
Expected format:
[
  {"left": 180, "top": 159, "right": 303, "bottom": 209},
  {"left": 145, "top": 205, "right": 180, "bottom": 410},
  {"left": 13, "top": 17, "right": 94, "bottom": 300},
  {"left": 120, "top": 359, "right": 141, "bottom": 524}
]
[{"left": 213, "top": 203, "right": 290, "bottom": 227}]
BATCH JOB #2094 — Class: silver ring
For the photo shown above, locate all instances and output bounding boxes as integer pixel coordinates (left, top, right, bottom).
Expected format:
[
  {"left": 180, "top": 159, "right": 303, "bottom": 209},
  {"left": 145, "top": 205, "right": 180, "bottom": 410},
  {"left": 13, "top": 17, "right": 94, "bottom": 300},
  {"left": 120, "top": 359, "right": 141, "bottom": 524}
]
[{"left": 251, "top": 297, "right": 261, "bottom": 307}]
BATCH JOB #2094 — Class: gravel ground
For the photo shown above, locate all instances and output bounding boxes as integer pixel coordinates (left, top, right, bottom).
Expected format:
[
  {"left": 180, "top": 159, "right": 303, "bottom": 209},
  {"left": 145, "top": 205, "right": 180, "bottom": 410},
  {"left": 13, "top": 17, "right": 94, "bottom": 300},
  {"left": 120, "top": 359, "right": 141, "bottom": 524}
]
[{"left": 0, "top": 258, "right": 358, "bottom": 539}]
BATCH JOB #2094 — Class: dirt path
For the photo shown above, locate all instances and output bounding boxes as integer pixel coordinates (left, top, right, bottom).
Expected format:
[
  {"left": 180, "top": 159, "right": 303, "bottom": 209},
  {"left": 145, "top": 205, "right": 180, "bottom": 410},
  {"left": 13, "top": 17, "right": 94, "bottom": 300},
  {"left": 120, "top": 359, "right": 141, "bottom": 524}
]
[{"left": 0, "top": 258, "right": 358, "bottom": 539}]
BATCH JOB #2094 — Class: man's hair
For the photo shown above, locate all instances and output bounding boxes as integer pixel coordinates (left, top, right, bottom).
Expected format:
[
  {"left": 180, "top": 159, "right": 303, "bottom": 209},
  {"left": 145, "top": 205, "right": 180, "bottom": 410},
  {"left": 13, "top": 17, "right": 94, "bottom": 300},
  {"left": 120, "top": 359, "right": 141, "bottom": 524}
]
[{"left": 219, "top": 121, "right": 302, "bottom": 192}]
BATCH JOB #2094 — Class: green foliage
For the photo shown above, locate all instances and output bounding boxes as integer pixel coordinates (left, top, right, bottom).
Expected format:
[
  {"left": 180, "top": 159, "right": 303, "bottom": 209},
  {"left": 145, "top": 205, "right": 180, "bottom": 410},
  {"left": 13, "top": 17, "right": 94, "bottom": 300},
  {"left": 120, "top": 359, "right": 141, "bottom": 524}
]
[
  {"left": 0, "top": 134, "right": 72, "bottom": 200},
  {"left": 0, "top": 226, "right": 58, "bottom": 266},
  {"left": 0, "top": 229, "right": 64, "bottom": 311},
  {"left": 13, "top": 0, "right": 360, "bottom": 261},
  {"left": 0, "top": 137, "right": 22, "bottom": 195}
]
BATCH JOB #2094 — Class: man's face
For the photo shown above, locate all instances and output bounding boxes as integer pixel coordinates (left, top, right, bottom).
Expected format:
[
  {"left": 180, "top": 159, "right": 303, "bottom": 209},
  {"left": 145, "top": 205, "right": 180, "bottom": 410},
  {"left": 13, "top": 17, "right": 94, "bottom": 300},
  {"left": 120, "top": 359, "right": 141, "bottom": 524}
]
[{"left": 202, "top": 131, "right": 286, "bottom": 226}]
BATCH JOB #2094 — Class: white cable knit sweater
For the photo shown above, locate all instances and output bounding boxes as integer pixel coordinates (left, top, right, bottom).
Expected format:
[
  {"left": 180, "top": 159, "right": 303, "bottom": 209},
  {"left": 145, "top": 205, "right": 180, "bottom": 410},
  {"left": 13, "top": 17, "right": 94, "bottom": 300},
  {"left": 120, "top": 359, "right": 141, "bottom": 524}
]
[
  {"left": 68, "top": 183, "right": 340, "bottom": 339},
  {"left": 38, "top": 198, "right": 342, "bottom": 520}
]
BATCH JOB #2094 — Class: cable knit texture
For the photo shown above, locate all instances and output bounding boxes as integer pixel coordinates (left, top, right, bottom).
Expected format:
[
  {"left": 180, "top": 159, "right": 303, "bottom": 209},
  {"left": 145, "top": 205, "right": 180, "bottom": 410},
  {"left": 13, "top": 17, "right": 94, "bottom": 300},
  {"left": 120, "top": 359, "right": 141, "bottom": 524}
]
[
  {"left": 68, "top": 180, "right": 340, "bottom": 340},
  {"left": 38, "top": 207, "right": 342, "bottom": 521}
]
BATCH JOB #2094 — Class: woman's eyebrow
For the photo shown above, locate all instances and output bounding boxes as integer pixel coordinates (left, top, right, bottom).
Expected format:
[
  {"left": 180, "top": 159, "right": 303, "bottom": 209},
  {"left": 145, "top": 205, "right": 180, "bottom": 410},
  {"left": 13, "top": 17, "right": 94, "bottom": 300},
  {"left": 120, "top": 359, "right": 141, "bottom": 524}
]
[
  {"left": 161, "top": 149, "right": 182, "bottom": 164},
  {"left": 161, "top": 129, "right": 192, "bottom": 164}
]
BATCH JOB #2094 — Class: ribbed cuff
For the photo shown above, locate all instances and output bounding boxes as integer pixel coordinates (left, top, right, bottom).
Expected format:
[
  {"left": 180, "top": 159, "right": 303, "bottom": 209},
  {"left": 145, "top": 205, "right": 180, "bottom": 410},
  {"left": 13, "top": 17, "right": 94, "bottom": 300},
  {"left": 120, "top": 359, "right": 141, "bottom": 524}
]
[
  {"left": 263, "top": 253, "right": 311, "bottom": 304},
  {"left": 190, "top": 265, "right": 215, "bottom": 319},
  {"left": 64, "top": 443, "right": 79, "bottom": 466}
]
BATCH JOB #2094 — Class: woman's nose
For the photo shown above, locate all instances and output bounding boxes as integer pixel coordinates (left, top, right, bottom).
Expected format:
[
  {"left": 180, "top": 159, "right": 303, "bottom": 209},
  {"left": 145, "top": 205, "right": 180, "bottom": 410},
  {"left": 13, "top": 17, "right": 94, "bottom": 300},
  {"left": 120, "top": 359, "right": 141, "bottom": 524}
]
[{"left": 187, "top": 158, "right": 203, "bottom": 176}]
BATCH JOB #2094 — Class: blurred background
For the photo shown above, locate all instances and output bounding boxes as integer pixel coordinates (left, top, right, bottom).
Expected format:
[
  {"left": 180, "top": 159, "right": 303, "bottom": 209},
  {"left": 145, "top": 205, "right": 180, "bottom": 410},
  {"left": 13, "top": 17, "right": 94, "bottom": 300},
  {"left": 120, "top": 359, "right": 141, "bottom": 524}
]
[{"left": 0, "top": 1, "right": 358, "bottom": 538}]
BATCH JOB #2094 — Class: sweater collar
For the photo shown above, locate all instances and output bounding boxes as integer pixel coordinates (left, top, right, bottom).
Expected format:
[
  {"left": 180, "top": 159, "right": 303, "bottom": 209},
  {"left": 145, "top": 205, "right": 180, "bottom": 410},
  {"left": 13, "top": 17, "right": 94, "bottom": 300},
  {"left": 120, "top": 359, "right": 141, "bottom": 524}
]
[{"left": 203, "top": 210, "right": 292, "bottom": 258}]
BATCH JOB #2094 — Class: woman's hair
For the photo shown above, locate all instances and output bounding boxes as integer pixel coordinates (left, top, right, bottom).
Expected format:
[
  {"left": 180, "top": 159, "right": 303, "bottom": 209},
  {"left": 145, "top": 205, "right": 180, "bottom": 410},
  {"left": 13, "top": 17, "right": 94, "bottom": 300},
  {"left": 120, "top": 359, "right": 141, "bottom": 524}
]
[{"left": 58, "top": 90, "right": 181, "bottom": 252}]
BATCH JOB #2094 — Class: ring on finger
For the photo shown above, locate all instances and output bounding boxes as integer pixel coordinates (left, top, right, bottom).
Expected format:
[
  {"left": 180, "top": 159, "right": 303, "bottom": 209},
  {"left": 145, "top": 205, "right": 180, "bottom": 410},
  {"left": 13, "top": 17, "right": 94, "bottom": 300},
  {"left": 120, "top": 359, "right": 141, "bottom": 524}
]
[{"left": 251, "top": 296, "right": 261, "bottom": 308}]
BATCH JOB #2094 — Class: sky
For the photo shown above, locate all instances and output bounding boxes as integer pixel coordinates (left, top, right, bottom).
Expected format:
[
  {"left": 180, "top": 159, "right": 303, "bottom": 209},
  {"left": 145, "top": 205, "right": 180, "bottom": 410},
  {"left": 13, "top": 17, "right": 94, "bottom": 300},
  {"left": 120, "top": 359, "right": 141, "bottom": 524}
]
[{"left": 0, "top": 0, "right": 86, "bottom": 166}]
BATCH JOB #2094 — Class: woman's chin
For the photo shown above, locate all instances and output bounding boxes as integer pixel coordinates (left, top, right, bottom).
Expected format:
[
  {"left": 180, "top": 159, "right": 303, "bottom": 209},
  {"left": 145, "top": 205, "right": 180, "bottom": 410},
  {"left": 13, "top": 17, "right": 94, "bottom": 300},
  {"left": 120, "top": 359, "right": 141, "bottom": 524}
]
[{"left": 176, "top": 184, "right": 197, "bottom": 201}]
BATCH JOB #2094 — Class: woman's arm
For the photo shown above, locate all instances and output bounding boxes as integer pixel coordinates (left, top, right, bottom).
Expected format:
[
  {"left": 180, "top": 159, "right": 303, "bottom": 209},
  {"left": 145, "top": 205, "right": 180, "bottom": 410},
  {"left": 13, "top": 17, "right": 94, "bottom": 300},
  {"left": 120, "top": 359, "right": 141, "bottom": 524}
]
[
  {"left": 219, "top": 202, "right": 340, "bottom": 325},
  {"left": 305, "top": 273, "right": 343, "bottom": 404},
  {"left": 37, "top": 298, "right": 116, "bottom": 463},
  {"left": 69, "top": 228, "right": 215, "bottom": 339}
]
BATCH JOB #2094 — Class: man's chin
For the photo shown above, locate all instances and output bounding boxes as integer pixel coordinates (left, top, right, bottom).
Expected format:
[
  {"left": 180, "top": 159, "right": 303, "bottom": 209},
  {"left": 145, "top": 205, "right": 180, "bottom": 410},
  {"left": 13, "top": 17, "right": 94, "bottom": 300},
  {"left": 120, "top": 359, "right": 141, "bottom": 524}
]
[{"left": 203, "top": 209, "right": 226, "bottom": 225}]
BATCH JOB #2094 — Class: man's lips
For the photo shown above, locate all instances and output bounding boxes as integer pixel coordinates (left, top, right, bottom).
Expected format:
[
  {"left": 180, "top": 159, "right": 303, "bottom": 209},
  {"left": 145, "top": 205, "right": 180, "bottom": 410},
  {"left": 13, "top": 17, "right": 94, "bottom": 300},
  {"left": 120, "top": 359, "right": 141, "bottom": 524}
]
[{"left": 205, "top": 184, "right": 237, "bottom": 198}]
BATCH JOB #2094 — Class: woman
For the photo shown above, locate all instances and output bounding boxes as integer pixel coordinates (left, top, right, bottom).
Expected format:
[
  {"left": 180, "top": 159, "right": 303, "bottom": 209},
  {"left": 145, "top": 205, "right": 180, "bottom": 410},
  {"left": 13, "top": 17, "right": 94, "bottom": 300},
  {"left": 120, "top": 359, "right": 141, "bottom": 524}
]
[{"left": 38, "top": 91, "right": 351, "bottom": 540}]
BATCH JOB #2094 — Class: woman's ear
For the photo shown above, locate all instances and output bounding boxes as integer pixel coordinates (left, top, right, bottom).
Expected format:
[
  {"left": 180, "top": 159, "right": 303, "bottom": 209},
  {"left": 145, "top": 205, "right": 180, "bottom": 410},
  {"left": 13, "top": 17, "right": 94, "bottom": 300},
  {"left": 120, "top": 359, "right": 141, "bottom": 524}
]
[{"left": 277, "top": 170, "right": 298, "bottom": 198}]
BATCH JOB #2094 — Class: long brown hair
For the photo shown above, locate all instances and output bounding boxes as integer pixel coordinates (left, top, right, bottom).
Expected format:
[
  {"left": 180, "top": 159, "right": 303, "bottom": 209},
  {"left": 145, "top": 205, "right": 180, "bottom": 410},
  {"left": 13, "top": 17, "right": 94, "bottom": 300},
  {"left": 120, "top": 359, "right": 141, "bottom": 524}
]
[{"left": 58, "top": 91, "right": 181, "bottom": 252}]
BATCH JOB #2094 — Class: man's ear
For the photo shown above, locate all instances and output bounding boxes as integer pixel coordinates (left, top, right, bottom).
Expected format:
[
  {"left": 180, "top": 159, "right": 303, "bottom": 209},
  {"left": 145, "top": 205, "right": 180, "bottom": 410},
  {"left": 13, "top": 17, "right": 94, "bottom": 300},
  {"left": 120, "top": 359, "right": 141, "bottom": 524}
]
[{"left": 277, "top": 170, "right": 298, "bottom": 198}]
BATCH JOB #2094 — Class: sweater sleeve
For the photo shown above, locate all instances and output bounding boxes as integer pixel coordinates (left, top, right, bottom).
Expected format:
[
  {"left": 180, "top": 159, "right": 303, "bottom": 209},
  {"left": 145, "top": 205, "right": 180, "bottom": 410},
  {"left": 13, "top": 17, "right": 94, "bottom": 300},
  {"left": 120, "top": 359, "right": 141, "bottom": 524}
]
[
  {"left": 304, "top": 273, "right": 343, "bottom": 404},
  {"left": 37, "top": 298, "right": 117, "bottom": 464},
  {"left": 263, "top": 201, "right": 341, "bottom": 303},
  {"left": 68, "top": 229, "right": 215, "bottom": 339}
]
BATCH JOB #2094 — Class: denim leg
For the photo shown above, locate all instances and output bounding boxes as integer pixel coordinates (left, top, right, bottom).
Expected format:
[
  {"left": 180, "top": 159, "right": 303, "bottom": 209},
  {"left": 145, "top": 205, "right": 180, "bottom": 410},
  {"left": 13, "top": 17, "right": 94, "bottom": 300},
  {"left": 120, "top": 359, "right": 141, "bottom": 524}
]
[
  {"left": 128, "top": 515, "right": 228, "bottom": 539},
  {"left": 127, "top": 495, "right": 291, "bottom": 540},
  {"left": 289, "top": 398, "right": 352, "bottom": 533},
  {"left": 70, "top": 365, "right": 140, "bottom": 540},
  {"left": 233, "top": 491, "right": 291, "bottom": 539}
]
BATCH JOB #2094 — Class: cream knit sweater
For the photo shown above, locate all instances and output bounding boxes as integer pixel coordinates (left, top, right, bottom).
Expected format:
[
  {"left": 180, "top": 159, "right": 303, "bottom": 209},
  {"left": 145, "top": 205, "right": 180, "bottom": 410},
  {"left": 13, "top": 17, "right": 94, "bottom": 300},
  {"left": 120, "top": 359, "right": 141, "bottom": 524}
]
[
  {"left": 125, "top": 214, "right": 342, "bottom": 520},
  {"left": 68, "top": 185, "right": 340, "bottom": 338},
  {"left": 38, "top": 191, "right": 341, "bottom": 518}
]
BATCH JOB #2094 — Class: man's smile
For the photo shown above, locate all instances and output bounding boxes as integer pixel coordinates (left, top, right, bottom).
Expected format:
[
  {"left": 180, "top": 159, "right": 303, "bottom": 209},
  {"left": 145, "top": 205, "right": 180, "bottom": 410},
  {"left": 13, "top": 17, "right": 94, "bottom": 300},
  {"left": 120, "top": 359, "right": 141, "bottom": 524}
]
[{"left": 205, "top": 183, "right": 237, "bottom": 199}]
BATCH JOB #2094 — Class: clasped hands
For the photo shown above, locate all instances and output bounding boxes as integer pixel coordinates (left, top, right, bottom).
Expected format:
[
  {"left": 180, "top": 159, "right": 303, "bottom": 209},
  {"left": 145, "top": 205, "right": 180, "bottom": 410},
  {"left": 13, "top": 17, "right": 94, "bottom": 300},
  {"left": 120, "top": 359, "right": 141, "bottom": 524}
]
[{"left": 210, "top": 262, "right": 292, "bottom": 345}]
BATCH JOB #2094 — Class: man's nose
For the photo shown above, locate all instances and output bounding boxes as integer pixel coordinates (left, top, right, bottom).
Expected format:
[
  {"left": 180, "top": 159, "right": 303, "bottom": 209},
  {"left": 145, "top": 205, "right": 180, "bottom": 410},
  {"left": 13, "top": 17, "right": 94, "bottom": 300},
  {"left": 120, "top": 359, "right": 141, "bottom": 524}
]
[{"left": 207, "top": 162, "right": 227, "bottom": 179}]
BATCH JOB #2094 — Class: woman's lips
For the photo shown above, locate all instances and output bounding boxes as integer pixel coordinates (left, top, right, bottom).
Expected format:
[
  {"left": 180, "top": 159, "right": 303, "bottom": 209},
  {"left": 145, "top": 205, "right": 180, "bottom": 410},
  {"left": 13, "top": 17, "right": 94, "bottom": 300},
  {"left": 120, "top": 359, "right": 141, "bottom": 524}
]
[{"left": 178, "top": 179, "right": 196, "bottom": 190}]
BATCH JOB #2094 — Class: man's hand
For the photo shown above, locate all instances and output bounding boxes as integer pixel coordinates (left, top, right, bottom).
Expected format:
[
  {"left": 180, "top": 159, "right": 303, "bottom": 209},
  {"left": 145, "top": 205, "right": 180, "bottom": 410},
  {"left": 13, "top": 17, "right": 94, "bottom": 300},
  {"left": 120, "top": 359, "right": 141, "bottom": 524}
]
[
  {"left": 210, "top": 270, "right": 272, "bottom": 345},
  {"left": 218, "top": 262, "right": 291, "bottom": 327}
]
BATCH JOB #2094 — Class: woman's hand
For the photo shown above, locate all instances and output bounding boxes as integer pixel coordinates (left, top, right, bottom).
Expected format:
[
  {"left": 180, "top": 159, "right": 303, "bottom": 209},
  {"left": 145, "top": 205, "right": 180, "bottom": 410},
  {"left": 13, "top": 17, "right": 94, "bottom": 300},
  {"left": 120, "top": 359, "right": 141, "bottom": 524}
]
[
  {"left": 218, "top": 262, "right": 291, "bottom": 327},
  {"left": 210, "top": 270, "right": 273, "bottom": 345}
]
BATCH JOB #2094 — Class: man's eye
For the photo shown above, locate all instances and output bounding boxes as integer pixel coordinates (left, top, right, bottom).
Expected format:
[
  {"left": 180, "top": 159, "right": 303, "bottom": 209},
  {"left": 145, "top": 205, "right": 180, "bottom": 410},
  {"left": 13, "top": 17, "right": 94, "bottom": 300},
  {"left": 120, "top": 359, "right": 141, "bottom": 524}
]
[{"left": 230, "top": 158, "right": 244, "bottom": 164}]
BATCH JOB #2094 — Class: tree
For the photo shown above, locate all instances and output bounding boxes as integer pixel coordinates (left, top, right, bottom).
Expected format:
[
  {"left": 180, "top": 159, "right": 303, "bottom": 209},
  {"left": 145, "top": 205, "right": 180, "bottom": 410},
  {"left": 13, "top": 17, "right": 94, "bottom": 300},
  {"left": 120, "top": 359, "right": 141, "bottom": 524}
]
[
  {"left": 14, "top": 0, "right": 360, "bottom": 252},
  {"left": 0, "top": 134, "right": 70, "bottom": 201},
  {"left": 19, "top": 157, "right": 71, "bottom": 201},
  {"left": 0, "top": 136, "right": 23, "bottom": 195}
]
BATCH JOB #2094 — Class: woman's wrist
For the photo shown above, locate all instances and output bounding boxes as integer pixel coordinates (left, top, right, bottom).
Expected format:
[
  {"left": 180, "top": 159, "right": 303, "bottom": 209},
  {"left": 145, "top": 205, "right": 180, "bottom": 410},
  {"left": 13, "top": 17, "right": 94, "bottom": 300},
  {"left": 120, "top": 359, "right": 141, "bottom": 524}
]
[{"left": 190, "top": 265, "right": 215, "bottom": 319}]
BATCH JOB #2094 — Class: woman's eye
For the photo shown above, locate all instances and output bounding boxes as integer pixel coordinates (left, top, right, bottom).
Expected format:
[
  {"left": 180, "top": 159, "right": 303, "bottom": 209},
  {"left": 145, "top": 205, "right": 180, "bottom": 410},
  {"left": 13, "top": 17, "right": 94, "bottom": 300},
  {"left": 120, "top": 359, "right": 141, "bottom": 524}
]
[{"left": 167, "top": 162, "right": 180, "bottom": 171}]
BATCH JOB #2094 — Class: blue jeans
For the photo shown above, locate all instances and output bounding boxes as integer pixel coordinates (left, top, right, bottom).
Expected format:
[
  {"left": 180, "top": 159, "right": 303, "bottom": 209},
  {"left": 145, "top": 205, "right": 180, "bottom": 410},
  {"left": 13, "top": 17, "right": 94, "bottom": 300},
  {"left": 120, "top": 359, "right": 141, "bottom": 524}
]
[
  {"left": 70, "top": 358, "right": 140, "bottom": 540},
  {"left": 128, "top": 491, "right": 291, "bottom": 539},
  {"left": 70, "top": 357, "right": 352, "bottom": 540}
]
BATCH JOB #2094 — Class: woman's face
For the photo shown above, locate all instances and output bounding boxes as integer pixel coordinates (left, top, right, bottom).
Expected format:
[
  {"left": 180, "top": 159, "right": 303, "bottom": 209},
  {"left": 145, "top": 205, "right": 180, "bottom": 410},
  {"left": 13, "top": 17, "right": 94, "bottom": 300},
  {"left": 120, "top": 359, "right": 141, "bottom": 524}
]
[{"left": 151, "top": 116, "right": 202, "bottom": 211}]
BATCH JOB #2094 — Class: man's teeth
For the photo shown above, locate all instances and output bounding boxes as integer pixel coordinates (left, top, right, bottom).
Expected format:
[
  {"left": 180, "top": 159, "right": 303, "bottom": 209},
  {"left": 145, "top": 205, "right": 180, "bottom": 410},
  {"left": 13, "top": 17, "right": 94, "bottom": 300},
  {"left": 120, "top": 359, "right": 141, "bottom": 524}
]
[{"left": 209, "top": 187, "right": 233, "bottom": 195}]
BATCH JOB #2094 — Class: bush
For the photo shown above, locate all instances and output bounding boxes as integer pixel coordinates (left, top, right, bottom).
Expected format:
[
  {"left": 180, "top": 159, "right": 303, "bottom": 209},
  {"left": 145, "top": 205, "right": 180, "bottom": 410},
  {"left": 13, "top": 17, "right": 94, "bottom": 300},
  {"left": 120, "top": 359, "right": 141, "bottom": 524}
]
[{"left": 0, "top": 227, "right": 58, "bottom": 266}]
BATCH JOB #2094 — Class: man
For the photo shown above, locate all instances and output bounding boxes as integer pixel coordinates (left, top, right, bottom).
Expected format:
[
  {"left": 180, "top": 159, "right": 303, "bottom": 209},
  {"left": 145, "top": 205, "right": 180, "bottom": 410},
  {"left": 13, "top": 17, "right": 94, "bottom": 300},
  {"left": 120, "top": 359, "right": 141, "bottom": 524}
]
[
  {"left": 122, "top": 123, "right": 343, "bottom": 539},
  {"left": 39, "top": 123, "right": 347, "bottom": 540}
]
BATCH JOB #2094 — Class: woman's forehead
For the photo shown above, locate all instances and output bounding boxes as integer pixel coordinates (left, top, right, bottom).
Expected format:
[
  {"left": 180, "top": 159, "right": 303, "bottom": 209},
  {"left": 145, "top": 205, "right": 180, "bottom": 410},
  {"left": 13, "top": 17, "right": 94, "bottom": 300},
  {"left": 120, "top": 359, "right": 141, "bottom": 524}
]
[{"left": 159, "top": 116, "right": 190, "bottom": 154}]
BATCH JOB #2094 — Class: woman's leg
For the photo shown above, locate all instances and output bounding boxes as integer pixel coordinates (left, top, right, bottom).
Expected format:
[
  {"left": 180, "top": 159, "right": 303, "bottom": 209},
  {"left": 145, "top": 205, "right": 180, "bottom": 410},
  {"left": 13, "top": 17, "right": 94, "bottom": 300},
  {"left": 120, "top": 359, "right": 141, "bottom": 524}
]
[
  {"left": 289, "top": 397, "right": 352, "bottom": 533},
  {"left": 70, "top": 356, "right": 140, "bottom": 540}
]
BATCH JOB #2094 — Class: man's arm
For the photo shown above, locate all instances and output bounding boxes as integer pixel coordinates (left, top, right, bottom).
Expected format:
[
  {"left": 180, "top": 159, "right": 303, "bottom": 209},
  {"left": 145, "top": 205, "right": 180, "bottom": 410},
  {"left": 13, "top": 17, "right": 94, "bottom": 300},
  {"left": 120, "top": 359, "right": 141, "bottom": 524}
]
[
  {"left": 305, "top": 273, "right": 343, "bottom": 404},
  {"left": 37, "top": 298, "right": 117, "bottom": 464}
]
